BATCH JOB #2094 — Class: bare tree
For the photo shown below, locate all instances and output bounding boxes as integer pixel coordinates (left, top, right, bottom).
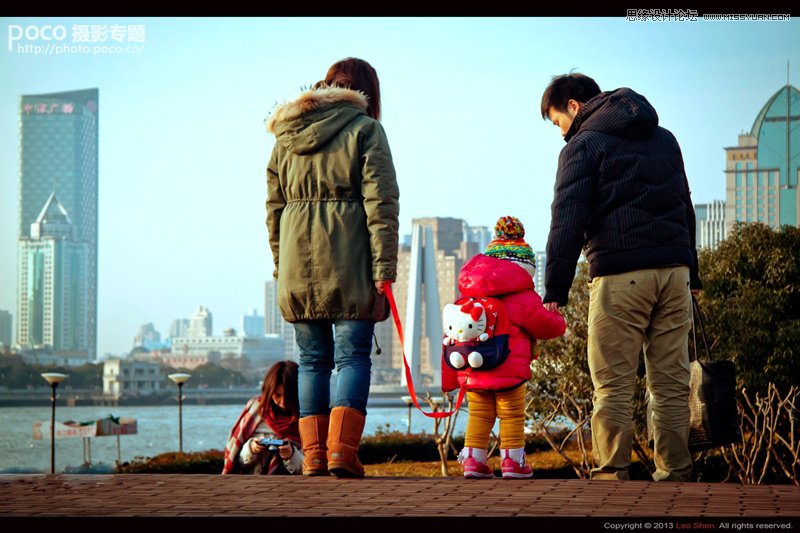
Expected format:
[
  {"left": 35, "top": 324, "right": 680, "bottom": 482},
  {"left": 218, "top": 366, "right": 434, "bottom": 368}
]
[
  {"left": 724, "top": 384, "right": 799, "bottom": 485},
  {"left": 525, "top": 383, "right": 594, "bottom": 478},
  {"left": 424, "top": 391, "right": 462, "bottom": 477}
]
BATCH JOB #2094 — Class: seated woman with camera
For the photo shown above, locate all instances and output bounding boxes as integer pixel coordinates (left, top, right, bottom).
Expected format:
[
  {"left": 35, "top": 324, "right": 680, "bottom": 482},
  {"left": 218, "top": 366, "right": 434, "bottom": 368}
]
[{"left": 222, "top": 361, "right": 304, "bottom": 475}]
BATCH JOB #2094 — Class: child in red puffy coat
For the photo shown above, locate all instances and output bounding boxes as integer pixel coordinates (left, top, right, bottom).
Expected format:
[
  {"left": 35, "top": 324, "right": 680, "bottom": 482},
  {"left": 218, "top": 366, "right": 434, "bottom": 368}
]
[{"left": 444, "top": 216, "right": 566, "bottom": 479}]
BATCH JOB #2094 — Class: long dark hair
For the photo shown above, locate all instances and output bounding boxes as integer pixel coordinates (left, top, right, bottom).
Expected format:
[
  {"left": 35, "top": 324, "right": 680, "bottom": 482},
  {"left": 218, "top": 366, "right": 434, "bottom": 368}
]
[
  {"left": 258, "top": 360, "right": 299, "bottom": 421},
  {"left": 324, "top": 57, "right": 381, "bottom": 120}
]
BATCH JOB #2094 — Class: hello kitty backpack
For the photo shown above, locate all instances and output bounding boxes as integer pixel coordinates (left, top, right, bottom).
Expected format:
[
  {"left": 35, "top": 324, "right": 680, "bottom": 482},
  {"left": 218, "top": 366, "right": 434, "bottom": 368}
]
[{"left": 441, "top": 296, "right": 510, "bottom": 393}]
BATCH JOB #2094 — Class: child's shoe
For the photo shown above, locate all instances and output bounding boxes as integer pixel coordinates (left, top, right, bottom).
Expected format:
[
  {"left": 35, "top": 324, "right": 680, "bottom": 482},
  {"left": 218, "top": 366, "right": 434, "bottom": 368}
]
[
  {"left": 458, "top": 447, "right": 494, "bottom": 479},
  {"left": 501, "top": 448, "right": 533, "bottom": 479}
]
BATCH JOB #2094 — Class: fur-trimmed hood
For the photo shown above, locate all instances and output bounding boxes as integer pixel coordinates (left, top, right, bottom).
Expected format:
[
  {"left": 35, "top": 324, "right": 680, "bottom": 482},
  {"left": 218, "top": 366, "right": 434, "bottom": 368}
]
[{"left": 266, "top": 87, "right": 369, "bottom": 155}]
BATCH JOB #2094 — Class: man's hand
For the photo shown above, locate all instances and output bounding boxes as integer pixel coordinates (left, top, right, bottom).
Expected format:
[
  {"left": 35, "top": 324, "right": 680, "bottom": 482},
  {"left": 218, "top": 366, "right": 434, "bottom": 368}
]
[{"left": 544, "top": 302, "right": 560, "bottom": 313}]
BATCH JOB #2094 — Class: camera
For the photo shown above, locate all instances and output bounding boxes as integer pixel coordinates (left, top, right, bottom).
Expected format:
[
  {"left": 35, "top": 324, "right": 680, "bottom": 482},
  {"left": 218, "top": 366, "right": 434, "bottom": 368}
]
[{"left": 259, "top": 438, "right": 287, "bottom": 450}]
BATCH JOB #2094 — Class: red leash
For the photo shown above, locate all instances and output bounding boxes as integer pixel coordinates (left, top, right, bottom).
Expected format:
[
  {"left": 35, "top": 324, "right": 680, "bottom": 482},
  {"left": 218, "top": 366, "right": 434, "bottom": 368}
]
[{"left": 384, "top": 284, "right": 469, "bottom": 418}]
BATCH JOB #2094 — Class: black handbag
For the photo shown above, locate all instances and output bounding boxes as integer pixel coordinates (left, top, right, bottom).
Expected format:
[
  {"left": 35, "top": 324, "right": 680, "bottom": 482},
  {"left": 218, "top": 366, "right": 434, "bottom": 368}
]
[{"left": 647, "top": 296, "right": 741, "bottom": 452}]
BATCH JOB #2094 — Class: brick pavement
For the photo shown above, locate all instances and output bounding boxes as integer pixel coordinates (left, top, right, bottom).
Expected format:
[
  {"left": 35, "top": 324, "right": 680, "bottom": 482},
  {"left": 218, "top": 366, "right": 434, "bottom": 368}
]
[{"left": 1, "top": 474, "right": 799, "bottom": 519}]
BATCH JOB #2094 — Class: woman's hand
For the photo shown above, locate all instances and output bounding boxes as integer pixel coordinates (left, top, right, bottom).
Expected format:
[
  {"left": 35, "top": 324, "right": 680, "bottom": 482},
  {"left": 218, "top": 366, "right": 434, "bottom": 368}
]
[
  {"left": 278, "top": 443, "right": 294, "bottom": 460},
  {"left": 375, "top": 280, "right": 392, "bottom": 295},
  {"left": 249, "top": 438, "right": 265, "bottom": 455}
]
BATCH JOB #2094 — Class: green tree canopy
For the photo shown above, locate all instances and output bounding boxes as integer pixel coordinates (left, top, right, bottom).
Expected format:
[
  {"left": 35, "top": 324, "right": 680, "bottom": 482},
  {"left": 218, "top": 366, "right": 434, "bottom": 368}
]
[
  {"left": 698, "top": 223, "right": 800, "bottom": 394},
  {"left": 0, "top": 354, "right": 103, "bottom": 389},
  {"left": 166, "top": 362, "right": 247, "bottom": 388}
]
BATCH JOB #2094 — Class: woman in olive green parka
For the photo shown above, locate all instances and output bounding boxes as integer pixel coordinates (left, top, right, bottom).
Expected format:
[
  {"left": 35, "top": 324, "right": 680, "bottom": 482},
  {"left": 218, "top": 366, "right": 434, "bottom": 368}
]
[{"left": 265, "top": 58, "right": 399, "bottom": 479}]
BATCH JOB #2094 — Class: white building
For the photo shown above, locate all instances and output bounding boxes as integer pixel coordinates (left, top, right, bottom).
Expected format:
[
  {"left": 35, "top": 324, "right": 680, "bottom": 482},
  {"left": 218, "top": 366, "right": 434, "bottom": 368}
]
[
  {"left": 168, "top": 318, "right": 190, "bottom": 339},
  {"left": 170, "top": 331, "right": 284, "bottom": 369},
  {"left": 103, "top": 358, "right": 164, "bottom": 399},
  {"left": 264, "top": 281, "right": 281, "bottom": 336},
  {"left": 695, "top": 200, "right": 726, "bottom": 250},
  {"left": 265, "top": 280, "right": 301, "bottom": 359},
  {"left": 534, "top": 251, "right": 546, "bottom": 297},
  {"left": 17, "top": 193, "right": 89, "bottom": 358},
  {"left": 186, "top": 306, "right": 212, "bottom": 337}
]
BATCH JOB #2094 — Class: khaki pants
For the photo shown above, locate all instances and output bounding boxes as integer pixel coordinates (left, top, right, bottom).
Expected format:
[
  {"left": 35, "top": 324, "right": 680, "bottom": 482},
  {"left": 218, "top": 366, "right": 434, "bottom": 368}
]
[
  {"left": 588, "top": 266, "right": 692, "bottom": 481},
  {"left": 465, "top": 384, "right": 526, "bottom": 449}
]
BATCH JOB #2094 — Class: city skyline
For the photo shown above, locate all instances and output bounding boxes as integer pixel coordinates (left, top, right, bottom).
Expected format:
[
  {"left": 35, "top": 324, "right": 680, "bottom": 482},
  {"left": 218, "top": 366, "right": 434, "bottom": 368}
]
[{"left": 1, "top": 17, "right": 798, "bottom": 356}]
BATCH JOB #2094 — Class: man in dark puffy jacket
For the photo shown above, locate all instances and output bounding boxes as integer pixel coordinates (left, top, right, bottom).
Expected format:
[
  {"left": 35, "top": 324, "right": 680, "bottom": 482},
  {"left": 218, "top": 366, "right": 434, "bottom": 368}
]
[{"left": 540, "top": 73, "right": 701, "bottom": 481}]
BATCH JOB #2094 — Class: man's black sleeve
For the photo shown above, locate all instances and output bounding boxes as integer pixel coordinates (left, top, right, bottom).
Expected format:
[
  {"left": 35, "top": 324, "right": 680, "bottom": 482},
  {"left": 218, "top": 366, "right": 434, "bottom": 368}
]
[{"left": 544, "top": 139, "right": 595, "bottom": 306}]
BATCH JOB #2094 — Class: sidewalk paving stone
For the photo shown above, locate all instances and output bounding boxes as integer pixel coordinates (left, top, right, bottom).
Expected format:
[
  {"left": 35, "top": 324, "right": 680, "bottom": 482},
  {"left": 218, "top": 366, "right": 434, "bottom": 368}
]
[{"left": 1, "top": 474, "right": 798, "bottom": 520}]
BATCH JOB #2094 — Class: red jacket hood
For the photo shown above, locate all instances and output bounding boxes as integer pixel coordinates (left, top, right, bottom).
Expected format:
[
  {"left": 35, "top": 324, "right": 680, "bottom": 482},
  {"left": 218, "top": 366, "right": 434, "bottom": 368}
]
[{"left": 458, "top": 254, "right": 534, "bottom": 297}]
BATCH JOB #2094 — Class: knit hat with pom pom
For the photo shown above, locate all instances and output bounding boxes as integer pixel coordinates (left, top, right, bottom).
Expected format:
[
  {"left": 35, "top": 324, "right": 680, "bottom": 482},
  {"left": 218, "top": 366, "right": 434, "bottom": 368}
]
[{"left": 483, "top": 216, "right": 536, "bottom": 272}]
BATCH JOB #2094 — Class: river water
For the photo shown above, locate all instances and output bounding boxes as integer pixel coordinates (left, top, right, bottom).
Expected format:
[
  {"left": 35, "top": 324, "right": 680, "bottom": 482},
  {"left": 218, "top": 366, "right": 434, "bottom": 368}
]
[{"left": 0, "top": 404, "right": 477, "bottom": 473}]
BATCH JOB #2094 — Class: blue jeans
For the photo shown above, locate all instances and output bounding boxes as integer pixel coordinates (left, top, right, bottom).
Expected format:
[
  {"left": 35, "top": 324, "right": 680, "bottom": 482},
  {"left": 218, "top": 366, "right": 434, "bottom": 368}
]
[{"left": 294, "top": 319, "right": 374, "bottom": 417}]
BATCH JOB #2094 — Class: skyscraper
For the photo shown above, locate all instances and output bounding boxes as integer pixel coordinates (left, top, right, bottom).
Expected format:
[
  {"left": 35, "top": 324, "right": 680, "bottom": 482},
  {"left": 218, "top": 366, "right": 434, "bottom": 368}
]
[
  {"left": 391, "top": 217, "right": 477, "bottom": 385},
  {"left": 725, "top": 84, "right": 799, "bottom": 235},
  {"left": 241, "top": 308, "right": 265, "bottom": 337},
  {"left": 17, "top": 194, "right": 89, "bottom": 354},
  {"left": 134, "top": 323, "right": 162, "bottom": 348},
  {"left": 186, "top": 306, "right": 212, "bottom": 338},
  {"left": 0, "top": 310, "right": 12, "bottom": 347},
  {"left": 18, "top": 88, "right": 98, "bottom": 360},
  {"left": 168, "top": 319, "right": 190, "bottom": 339},
  {"left": 695, "top": 200, "right": 726, "bottom": 250},
  {"left": 264, "top": 280, "right": 301, "bottom": 359},
  {"left": 463, "top": 224, "right": 492, "bottom": 253},
  {"left": 412, "top": 217, "right": 464, "bottom": 256},
  {"left": 264, "top": 280, "right": 282, "bottom": 336},
  {"left": 534, "top": 251, "right": 546, "bottom": 297}
]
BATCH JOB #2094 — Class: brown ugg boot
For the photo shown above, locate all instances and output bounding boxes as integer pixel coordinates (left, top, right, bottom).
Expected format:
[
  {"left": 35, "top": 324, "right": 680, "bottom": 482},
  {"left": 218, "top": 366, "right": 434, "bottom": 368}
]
[
  {"left": 298, "top": 415, "right": 329, "bottom": 476},
  {"left": 327, "top": 406, "right": 366, "bottom": 478}
]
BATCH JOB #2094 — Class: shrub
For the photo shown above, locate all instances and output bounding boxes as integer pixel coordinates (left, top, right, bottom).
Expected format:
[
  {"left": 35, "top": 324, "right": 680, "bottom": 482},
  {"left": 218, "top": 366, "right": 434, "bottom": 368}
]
[
  {"left": 114, "top": 431, "right": 580, "bottom": 473},
  {"left": 117, "top": 450, "right": 224, "bottom": 474}
]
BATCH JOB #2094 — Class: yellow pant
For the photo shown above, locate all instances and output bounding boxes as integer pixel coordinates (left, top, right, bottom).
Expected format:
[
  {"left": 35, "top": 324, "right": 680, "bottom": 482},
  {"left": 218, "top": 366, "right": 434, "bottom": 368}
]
[{"left": 465, "top": 384, "right": 526, "bottom": 449}]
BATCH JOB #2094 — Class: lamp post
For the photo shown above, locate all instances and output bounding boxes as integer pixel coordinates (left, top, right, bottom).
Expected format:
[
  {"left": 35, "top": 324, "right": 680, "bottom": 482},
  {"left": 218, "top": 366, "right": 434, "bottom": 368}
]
[
  {"left": 167, "top": 373, "right": 191, "bottom": 453},
  {"left": 41, "top": 373, "right": 68, "bottom": 474},
  {"left": 401, "top": 396, "right": 416, "bottom": 434}
]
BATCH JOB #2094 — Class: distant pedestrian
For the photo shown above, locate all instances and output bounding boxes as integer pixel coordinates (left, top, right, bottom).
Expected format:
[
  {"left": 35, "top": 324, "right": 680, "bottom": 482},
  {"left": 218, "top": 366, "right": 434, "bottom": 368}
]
[
  {"left": 222, "top": 360, "right": 303, "bottom": 475},
  {"left": 265, "top": 57, "right": 400, "bottom": 478},
  {"left": 442, "top": 216, "right": 566, "bottom": 479},
  {"left": 540, "top": 73, "right": 701, "bottom": 481}
]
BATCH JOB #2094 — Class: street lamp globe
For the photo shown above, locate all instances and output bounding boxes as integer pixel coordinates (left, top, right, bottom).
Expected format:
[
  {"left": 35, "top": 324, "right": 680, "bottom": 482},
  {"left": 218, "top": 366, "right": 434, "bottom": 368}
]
[
  {"left": 168, "top": 373, "right": 191, "bottom": 385},
  {"left": 41, "top": 373, "right": 68, "bottom": 385}
]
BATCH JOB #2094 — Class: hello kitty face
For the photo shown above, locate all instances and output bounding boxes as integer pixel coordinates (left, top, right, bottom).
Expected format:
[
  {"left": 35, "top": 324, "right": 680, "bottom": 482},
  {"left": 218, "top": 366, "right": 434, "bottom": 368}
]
[{"left": 442, "top": 301, "right": 489, "bottom": 343}]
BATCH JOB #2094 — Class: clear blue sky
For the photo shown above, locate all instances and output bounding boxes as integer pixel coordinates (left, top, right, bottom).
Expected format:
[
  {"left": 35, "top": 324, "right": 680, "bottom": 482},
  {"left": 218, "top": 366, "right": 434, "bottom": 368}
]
[{"left": 1, "top": 17, "right": 798, "bottom": 357}]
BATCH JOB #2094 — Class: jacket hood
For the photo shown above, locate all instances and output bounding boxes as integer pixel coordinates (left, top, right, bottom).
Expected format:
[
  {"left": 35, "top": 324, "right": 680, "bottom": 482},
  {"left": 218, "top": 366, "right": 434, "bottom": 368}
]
[
  {"left": 266, "top": 86, "right": 369, "bottom": 155},
  {"left": 565, "top": 87, "right": 659, "bottom": 142},
  {"left": 458, "top": 254, "right": 535, "bottom": 297}
]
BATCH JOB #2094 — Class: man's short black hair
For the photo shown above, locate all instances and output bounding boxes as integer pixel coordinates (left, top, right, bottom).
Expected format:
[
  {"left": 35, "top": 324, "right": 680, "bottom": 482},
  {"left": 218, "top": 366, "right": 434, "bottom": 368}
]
[{"left": 540, "top": 73, "right": 602, "bottom": 120}]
